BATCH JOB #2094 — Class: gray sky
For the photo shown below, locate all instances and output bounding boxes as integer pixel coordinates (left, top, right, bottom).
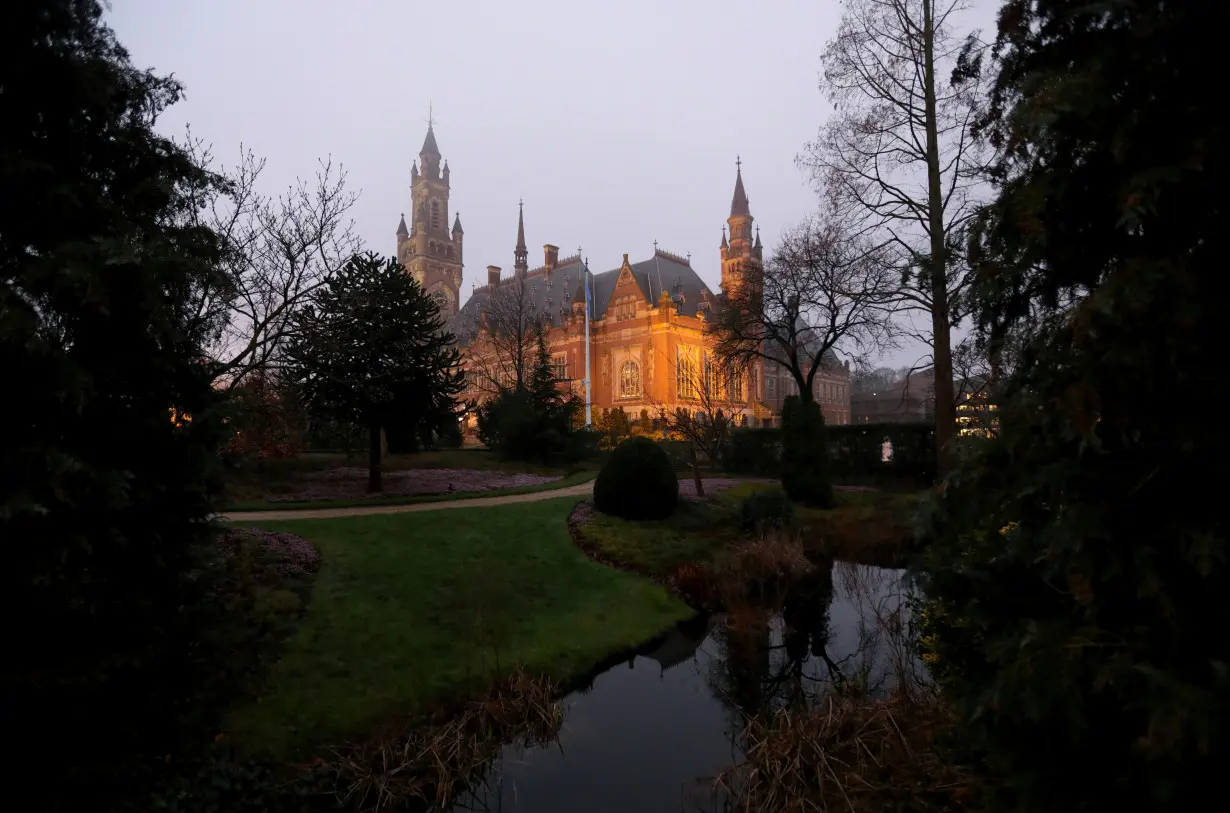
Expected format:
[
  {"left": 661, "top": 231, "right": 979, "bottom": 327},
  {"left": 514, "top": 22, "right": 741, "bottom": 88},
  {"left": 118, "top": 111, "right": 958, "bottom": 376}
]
[{"left": 107, "top": 0, "right": 994, "bottom": 370}]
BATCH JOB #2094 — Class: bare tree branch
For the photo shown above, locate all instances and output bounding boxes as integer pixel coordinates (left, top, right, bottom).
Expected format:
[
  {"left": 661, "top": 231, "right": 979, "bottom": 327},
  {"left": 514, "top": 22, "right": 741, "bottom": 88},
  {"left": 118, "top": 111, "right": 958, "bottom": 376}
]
[
  {"left": 707, "top": 217, "right": 900, "bottom": 407},
  {"left": 800, "top": 0, "right": 990, "bottom": 470},
  {"left": 650, "top": 353, "right": 749, "bottom": 498},
  {"left": 178, "top": 128, "right": 361, "bottom": 389},
  {"left": 464, "top": 274, "right": 548, "bottom": 397}
]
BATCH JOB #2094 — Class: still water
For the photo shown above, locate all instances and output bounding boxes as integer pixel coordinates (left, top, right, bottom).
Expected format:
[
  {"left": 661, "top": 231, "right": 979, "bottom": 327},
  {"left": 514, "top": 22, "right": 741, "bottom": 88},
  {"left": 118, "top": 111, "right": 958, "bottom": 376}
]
[{"left": 451, "top": 562, "right": 917, "bottom": 813}]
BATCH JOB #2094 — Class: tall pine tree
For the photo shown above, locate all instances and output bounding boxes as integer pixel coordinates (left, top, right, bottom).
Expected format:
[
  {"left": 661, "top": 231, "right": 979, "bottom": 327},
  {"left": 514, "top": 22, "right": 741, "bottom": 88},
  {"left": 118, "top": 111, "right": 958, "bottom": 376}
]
[
  {"left": 285, "top": 252, "right": 463, "bottom": 492},
  {"left": 1, "top": 0, "right": 231, "bottom": 803},
  {"left": 920, "top": 3, "right": 1230, "bottom": 811}
]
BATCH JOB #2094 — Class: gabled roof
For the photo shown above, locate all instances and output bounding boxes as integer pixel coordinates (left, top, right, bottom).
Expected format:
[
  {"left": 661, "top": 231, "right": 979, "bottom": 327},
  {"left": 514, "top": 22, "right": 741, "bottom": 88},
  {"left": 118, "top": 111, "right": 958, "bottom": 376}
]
[{"left": 448, "top": 251, "right": 714, "bottom": 347}]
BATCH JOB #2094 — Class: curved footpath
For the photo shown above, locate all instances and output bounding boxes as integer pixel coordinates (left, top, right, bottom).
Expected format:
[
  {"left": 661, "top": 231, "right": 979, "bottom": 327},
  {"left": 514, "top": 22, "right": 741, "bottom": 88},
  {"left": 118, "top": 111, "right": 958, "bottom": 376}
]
[{"left": 221, "top": 479, "right": 595, "bottom": 522}]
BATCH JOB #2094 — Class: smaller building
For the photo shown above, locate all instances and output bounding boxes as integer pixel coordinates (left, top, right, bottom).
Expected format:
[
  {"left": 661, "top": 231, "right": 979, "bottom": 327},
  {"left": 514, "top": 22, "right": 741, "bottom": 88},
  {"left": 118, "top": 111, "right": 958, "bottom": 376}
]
[
  {"left": 761, "top": 356, "right": 852, "bottom": 426},
  {"left": 852, "top": 371, "right": 934, "bottom": 425}
]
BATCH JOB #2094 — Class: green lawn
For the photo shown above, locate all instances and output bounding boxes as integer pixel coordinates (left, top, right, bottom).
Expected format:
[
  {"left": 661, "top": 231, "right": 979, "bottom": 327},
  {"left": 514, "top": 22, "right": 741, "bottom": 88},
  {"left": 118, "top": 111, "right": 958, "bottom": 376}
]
[
  {"left": 227, "top": 469, "right": 596, "bottom": 512},
  {"left": 225, "top": 496, "right": 690, "bottom": 758},
  {"left": 582, "top": 497, "right": 743, "bottom": 578},
  {"left": 581, "top": 483, "right": 925, "bottom": 576}
]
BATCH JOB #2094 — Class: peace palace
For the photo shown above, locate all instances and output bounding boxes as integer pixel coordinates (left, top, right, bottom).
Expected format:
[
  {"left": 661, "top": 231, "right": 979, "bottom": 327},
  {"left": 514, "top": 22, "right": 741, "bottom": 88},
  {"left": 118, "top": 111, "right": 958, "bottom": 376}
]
[{"left": 394, "top": 123, "right": 852, "bottom": 429}]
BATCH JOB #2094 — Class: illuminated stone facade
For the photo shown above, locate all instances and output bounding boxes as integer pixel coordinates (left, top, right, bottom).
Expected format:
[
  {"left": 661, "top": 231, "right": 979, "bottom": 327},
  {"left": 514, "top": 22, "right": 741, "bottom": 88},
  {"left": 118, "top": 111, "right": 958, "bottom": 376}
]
[{"left": 396, "top": 125, "right": 851, "bottom": 426}]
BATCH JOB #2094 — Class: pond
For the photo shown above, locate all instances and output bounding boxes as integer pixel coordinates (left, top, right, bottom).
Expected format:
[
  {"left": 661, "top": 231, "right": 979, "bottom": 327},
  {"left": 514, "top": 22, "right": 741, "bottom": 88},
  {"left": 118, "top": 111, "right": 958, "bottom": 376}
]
[{"left": 450, "top": 562, "right": 921, "bottom": 813}]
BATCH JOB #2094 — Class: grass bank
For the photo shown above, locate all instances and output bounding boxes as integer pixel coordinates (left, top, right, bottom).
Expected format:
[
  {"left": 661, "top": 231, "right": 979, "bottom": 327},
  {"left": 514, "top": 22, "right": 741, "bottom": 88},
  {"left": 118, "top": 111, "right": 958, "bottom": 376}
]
[
  {"left": 579, "top": 484, "right": 923, "bottom": 578},
  {"left": 227, "top": 469, "right": 596, "bottom": 512},
  {"left": 225, "top": 496, "right": 690, "bottom": 758}
]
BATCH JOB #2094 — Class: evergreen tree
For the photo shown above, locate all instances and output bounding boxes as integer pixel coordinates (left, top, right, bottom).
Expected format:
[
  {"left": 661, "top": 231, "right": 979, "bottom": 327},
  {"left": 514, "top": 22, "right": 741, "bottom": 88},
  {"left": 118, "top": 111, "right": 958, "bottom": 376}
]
[
  {"left": 286, "top": 252, "right": 463, "bottom": 492},
  {"left": 475, "top": 333, "right": 580, "bottom": 464},
  {"left": 1, "top": 0, "right": 230, "bottom": 803},
  {"left": 920, "top": 2, "right": 1229, "bottom": 810}
]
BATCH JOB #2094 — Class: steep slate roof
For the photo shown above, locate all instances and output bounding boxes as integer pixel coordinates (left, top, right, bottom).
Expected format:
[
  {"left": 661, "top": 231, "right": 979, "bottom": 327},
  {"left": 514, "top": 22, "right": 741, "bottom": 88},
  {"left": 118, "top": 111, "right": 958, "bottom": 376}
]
[
  {"left": 420, "top": 124, "right": 440, "bottom": 156},
  {"left": 730, "top": 166, "right": 750, "bottom": 217},
  {"left": 449, "top": 251, "right": 715, "bottom": 347}
]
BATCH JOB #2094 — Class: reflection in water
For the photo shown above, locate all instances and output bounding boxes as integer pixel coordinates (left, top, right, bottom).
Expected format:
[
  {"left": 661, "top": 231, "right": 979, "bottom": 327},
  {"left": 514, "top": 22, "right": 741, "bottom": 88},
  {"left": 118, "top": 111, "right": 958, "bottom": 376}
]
[{"left": 450, "top": 563, "right": 916, "bottom": 813}]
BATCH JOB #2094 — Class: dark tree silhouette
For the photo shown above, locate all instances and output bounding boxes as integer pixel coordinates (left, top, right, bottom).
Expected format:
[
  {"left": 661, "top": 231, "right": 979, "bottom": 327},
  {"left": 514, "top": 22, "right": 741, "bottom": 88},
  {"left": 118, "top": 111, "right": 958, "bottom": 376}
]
[{"left": 285, "top": 252, "right": 463, "bottom": 492}]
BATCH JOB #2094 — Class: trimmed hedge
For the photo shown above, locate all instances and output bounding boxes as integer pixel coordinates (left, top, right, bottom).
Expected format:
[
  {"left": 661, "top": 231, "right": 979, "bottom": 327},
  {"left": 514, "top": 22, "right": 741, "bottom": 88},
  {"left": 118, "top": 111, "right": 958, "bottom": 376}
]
[
  {"left": 780, "top": 396, "right": 833, "bottom": 508},
  {"left": 723, "top": 428, "right": 782, "bottom": 477},
  {"left": 723, "top": 422, "right": 937, "bottom": 484},
  {"left": 593, "top": 436, "right": 680, "bottom": 520}
]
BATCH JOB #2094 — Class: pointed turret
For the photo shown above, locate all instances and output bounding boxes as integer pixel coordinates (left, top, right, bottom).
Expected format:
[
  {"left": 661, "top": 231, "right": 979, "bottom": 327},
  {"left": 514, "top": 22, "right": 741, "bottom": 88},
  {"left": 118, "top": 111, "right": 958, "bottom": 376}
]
[
  {"left": 420, "top": 122, "right": 440, "bottom": 158},
  {"left": 401, "top": 109, "right": 462, "bottom": 318},
  {"left": 754, "top": 226, "right": 762, "bottom": 248},
  {"left": 730, "top": 157, "right": 750, "bottom": 217},
  {"left": 452, "top": 212, "right": 463, "bottom": 235},
  {"left": 721, "top": 226, "right": 729, "bottom": 249},
  {"left": 513, "top": 199, "right": 528, "bottom": 276},
  {"left": 396, "top": 213, "right": 408, "bottom": 237},
  {"left": 419, "top": 120, "right": 442, "bottom": 179},
  {"left": 722, "top": 156, "right": 760, "bottom": 295}
]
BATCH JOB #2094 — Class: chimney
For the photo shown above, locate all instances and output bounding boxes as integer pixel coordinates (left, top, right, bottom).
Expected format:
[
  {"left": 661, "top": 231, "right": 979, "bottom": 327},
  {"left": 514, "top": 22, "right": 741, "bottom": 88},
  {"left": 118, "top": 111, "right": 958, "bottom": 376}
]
[
  {"left": 543, "top": 244, "right": 559, "bottom": 274},
  {"left": 487, "top": 265, "right": 501, "bottom": 288}
]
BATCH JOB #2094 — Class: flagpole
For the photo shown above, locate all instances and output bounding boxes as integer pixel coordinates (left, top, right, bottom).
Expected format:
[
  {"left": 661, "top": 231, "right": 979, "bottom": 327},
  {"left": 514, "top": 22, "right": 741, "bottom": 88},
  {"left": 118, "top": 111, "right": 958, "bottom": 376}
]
[{"left": 583, "top": 258, "right": 593, "bottom": 426}]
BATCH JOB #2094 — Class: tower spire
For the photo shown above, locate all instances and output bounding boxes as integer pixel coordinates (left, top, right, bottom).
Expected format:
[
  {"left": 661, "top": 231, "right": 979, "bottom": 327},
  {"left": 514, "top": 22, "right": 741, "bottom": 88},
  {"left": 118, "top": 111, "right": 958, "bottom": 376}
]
[
  {"left": 730, "top": 155, "right": 750, "bottom": 217},
  {"left": 514, "top": 199, "right": 528, "bottom": 276}
]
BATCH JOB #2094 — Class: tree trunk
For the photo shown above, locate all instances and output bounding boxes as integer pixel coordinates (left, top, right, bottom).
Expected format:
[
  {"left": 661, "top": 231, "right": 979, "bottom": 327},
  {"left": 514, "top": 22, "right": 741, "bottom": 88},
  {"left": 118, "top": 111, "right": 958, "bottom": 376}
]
[
  {"left": 922, "top": 0, "right": 956, "bottom": 475},
  {"left": 689, "top": 446, "right": 705, "bottom": 498},
  {"left": 367, "top": 421, "right": 383, "bottom": 493}
]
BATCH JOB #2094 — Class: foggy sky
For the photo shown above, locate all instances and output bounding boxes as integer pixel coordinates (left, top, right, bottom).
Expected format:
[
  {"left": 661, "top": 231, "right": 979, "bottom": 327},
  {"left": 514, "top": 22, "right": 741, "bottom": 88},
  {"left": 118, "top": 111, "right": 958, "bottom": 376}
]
[{"left": 106, "top": 0, "right": 995, "bottom": 371}]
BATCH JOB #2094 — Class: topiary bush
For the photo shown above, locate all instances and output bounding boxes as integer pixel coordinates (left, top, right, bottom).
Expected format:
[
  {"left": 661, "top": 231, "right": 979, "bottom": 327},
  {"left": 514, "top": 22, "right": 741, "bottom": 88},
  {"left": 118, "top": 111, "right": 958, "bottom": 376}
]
[
  {"left": 780, "top": 396, "right": 834, "bottom": 508},
  {"left": 739, "top": 488, "right": 795, "bottom": 534},
  {"left": 593, "top": 436, "right": 679, "bottom": 520}
]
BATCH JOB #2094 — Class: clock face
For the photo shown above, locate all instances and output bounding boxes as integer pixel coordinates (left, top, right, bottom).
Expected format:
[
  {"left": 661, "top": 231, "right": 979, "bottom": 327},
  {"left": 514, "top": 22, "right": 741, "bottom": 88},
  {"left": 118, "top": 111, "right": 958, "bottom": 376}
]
[{"left": 431, "top": 289, "right": 450, "bottom": 312}]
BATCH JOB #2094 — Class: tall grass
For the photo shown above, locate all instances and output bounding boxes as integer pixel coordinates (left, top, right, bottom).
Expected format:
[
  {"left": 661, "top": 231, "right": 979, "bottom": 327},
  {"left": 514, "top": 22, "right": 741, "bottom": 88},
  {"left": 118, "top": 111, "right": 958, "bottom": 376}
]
[{"left": 328, "top": 671, "right": 563, "bottom": 812}]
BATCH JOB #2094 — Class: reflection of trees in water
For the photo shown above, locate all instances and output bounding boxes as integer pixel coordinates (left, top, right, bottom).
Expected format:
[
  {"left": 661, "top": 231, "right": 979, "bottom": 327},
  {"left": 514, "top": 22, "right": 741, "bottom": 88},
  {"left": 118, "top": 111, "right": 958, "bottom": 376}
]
[
  {"left": 707, "top": 561, "right": 921, "bottom": 726},
  {"left": 833, "top": 562, "right": 924, "bottom": 696},
  {"left": 706, "top": 559, "right": 838, "bottom": 719}
]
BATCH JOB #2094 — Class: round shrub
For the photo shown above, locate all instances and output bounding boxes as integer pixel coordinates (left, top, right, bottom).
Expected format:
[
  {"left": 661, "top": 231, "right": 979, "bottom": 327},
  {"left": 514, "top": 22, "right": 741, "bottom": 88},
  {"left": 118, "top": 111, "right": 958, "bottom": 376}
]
[
  {"left": 739, "top": 488, "right": 796, "bottom": 533},
  {"left": 593, "top": 436, "right": 679, "bottom": 520}
]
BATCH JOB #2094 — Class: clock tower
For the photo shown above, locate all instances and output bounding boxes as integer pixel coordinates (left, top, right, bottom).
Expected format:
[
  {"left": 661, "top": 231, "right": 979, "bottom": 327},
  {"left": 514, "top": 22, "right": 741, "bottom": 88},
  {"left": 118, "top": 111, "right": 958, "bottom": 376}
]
[{"left": 396, "top": 120, "right": 464, "bottom": 316}]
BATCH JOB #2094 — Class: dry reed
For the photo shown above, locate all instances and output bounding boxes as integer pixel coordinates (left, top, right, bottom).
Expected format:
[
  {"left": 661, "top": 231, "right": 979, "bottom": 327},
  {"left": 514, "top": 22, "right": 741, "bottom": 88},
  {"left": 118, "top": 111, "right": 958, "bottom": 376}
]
[
  {"left": 703, "top": 530, "right": 815, "bottom": 606},
  {"left": 717, "top": 688, "right": 969, "bottom": 813},
  {"left": 327, "top": 671, "right": 563, "bottom": 811}
]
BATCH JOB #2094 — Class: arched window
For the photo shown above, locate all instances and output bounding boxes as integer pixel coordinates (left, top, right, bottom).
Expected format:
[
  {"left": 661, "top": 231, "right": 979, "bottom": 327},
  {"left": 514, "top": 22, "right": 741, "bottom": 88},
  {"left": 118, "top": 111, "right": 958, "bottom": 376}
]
[
  {"left": 430, "top": 200, "right": 441, "bottom": 230},
  {"left": 677, "top": 349, "right": 696, "bottom": 399},
  {"left": 620, "top": 360, "right": 640, "bottom": 398}
]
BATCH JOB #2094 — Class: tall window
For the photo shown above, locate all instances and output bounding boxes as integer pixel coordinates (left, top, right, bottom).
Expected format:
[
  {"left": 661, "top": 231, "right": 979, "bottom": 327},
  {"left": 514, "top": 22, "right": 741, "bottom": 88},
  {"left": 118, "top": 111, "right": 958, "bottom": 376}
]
[
  {"left": 728, "top": 366, "right": 744, "bottom": 402},
  {"left": 430, "top": 199, "right": 441, "bottom": 230},
  {"left": 620, "top": 360, "right": 640, "bottom": 398},
  {"left": 551, "top": 355, "right": 568, "bottom": 381},
  {"left": 677, "top": 349, "right": 696, "bottom": 399}
]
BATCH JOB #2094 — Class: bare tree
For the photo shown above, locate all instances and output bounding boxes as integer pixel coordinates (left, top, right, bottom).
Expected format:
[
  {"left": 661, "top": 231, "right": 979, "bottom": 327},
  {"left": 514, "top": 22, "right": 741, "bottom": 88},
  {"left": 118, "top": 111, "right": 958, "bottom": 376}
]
[
  {"left": 801, "top": 0, "right": 988, "bottom": 472},
  {"left": 851, "top": 364, "right": 910, "bottom": 394},
  {"left": 179, "top": 130, "right": 361, "bottom": 389},
  {"left": 708, "top": 217, "right": 898, "bottom": 409},
  {"left": 467, "top": 274, "right": 548, "bottom": 395},
  {"left": 652, "top": 353, "right": 749, "bottom": 498}
]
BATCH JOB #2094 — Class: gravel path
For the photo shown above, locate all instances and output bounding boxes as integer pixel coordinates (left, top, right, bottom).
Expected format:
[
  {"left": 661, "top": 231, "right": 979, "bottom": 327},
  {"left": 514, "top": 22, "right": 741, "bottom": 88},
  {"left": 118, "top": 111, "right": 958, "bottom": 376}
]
[
  {"left": 262, "top": 467, "right": 560, "bottom": 503},
  {"left": 222, "top": 476, "right": 875, "bottom": 523},
  {"left": 222, "top": 480, "right": 596, "bottom": 522}
]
